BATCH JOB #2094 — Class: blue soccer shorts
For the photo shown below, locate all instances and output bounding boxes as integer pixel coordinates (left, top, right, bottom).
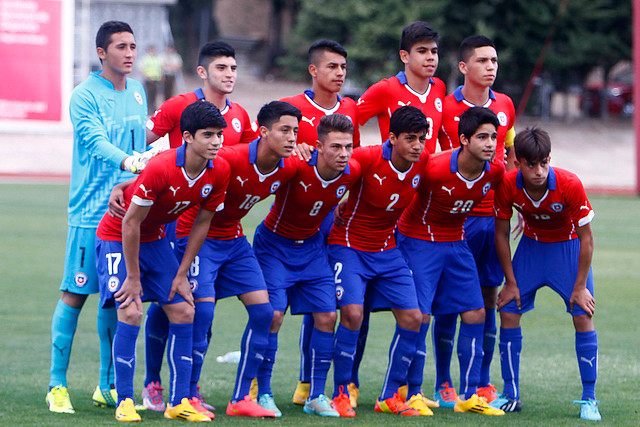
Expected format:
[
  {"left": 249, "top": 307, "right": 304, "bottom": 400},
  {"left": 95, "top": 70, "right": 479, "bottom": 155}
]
[
  {"left": 174, "top": 235, "right": 267, "bottom": 300},
  {"left": 96, "top": 237, "right": 185, "bottom": 309},
  {"left": 501, "top": 236, "right": 595, "bottom": 316},
  {"left": 465, "top": 215, "right": 504, "bottom": 288},
  {"left": 60, "top": 226, "right": 99, "bottom": 295},
  {"left": 397, "top": 232, "right": 484, "bottom": 316},
  {"left": 253, "top": 223, "right": 335, "bottom": 314},
  {"left": 328, "top": 244, "right": 419, "bottom": 312}
]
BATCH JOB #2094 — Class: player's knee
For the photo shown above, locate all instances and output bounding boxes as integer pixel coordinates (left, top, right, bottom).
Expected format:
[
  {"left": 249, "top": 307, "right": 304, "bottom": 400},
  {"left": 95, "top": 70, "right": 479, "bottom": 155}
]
[
  {"left": 499, "top": 311, "right": 521, "bottom": 328},
  {"left": 270, "top": 311, "right": 285, "bottom": 332},
  {"left": 313, "top": 311, "right": 337, "bottom": 332},
  {"left": 118, "top": 305, "right": 144, "bottom": 326},
  {"left": 572, "top": 314, "right": 594, "bottom": 333},
  {"left": 61, "top": 291, "right": 88, "bottom": 309},
  {"left": 340, "top": 305, "right": 364, "bottom": 330},
  {"left": 397, "top": 309, "right": 422, "bottom": 331},
  {"left": 164, "top": 302, "right": 195, "bottom": 324},
  {"left": 461, "top": 307, "right": 485, "bottom": 324}
]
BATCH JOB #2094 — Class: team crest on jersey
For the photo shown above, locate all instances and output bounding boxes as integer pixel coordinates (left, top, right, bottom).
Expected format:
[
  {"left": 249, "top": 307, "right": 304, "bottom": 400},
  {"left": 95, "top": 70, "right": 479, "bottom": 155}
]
[
  {"left": 74, "top": 272, "right": 88, "bottom": 287},
  {"left": 108, "top": 276, "right": 120, "bottom": 292},
  {"left": 270, "top": 181, "right": 281, "bottom": 193},
  {"left": 550, "top": 202, "right": 564, "bottom": 212},
  {"left": 189, "top": 278, "right": 199, "bottom": 292},
  {"left": 336, "top": 285, "right": 344, "bottom": 301},
  {"left": 335, "top": 185, "right": 347, "bottom": 198},
  {"left": 482, "top": 182, "right": 491, "bottom": 195},
  {"left": 497, "top": 112, "right": 508, "bottom": 127},
  {"left": 411, "top": 175, "right": 421, "bottom": 188},
  {"left": 232, "top": 118, "right": 242, "bottom": 133},
  {"left": 201, "top": 184, "right": 213, "bottom": 197},
  {"left": 134, "top": 92, "right": 143, "bottom": 105},
  {"left": 434, "top": 98, "right": 443, "bottom": 112}
]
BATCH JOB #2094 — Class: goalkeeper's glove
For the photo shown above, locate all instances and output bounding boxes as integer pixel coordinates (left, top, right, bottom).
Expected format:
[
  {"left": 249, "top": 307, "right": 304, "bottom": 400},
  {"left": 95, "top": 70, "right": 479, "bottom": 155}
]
[{"left": 122, "top": 145, "right": 166, "bottom": 173}]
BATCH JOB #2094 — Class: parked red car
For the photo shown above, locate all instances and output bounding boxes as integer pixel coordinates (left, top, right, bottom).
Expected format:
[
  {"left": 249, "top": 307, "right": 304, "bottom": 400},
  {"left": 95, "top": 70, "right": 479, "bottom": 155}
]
[{"left": 583, "top": 68, "right": 633, "bottom": 117}]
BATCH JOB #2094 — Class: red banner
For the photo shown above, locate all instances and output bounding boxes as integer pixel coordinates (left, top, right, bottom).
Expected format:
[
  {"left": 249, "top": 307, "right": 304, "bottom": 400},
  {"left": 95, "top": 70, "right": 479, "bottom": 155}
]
[{"left": 0, "top": 0, "right": 62, "bottom": 121}]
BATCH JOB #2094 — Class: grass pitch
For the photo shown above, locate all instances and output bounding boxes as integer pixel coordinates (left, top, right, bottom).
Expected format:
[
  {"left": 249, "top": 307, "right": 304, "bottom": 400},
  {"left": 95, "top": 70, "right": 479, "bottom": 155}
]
[{"left": 0, "top": 183, "right": 638, "bottom": 426}]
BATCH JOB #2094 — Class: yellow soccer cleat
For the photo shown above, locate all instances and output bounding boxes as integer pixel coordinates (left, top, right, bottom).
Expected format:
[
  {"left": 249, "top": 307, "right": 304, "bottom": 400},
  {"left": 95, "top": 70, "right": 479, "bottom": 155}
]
[
  {"left": 165, "top": 398, "right": 211, "bottom": 422},
  {"left": 115, "top": 398, "right": 142, "bottom": 422},
  {"left": 249, "top": 378, "right": 258, "bottom": 400},
  {"left": 292, "top": 381, "right": 310, "bottom": 405},
  {"left": 398, "top": 385, "right": 439, "bottom": 408},
  {"left": 406, "top": 394, "right": 434, "bottom": 416},
  {"left": 93, "top": 385, "right": 117, "bottom": 408},
  {"left": 454, "top": 394, "right": 505, "bottom": 415},
  {"left": 347, "top": 382, "right": 359, "bottom": 408},
  {"left": 46, "top": 385, "right": 75, "bottom": 414}
]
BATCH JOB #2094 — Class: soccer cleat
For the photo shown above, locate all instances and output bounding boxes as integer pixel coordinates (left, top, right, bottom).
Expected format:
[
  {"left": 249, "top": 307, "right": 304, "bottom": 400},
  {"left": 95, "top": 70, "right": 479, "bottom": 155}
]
[
  {"left": 477, "top": 383, "right": 499, "bottom": 403},
  {"left": 573, "top": 399, "right": 601, "bottom": 421},
  {"left": 454, "top": 394, "right": 505, "bottom": 415},
  {"left": 142, "top": 381, "right": 166, "bottom": 412},
  {"left": 303, "top": 394, "right": 340, "bottom": 417},
  {"left": 292, "top": 381, "right": 310, "bottom": 405},
  {"left": 189, "top": 397, "right": 215, "bottom": 419},
  {"left": 257, "top": 393, "right": 282, "bottom": 417},
  {"left": 332, "top": 386, "right": 356, "bottom": 417},
  {"left": 398, "top": 385, "right": 439, "bottom": 408},
  {"left": 46, "top": 385, "right": 75, "bottom": 414},
  {"left": 434, "top": 382, "right": 459, "bottom": 408},
  {"left": 491, "top": 393, "right": 522, "bottom": 412},
  {"left": 226, "top": 395, "right": 277, "bottom": 417},
  {"left": 375, "top": 393, "right": 421, "bottom": 416},
  {"left": 164, "top": 398, "right": 211, "bottom": 422},
  {"left": 347, "top": 382, "right": 359, "bottom": 408},
  {"left": 406, "top": 394, "right": 434, "bottom": 416},
  {"left": 196, "top": 385, "right": 215, "bottom": 411},
  {"left": 115, "top": 398, "right": 142, "bottom": 422},
  {"left": 92, "top": 385, "right": 117, "bottom": 408},
  {"left": 249, "top": 377, "right": 258, "bottom": 400}
]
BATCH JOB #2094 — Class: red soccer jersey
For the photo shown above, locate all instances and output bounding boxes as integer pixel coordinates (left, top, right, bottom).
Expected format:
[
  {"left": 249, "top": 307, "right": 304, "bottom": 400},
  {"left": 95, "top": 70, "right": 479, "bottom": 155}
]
[
  {"left": 264, "top": 152, "right": 362, "bottom": 240},
  {"left": 398, "top": 149, "right": 505, "bottom": 242},
  {"left": 356, "top": 72, "right": 446, "bottom": 153},
  {"left": 438, "top": 86, "right": 516, "bottom": 216},
  {"left": 146, "top": 88, "right": 257, "bottom": 148},
  {"left": 280, "top": 90, "right": 361, "bottom": 147},
  {"left": 328, "top": 141, "right": 429, "bottom": 251},
  {"left": 97, "top": 145, "right": 230, "bottom": 243},
  {"left": 493, "top": 167, "right": 595, "bottom": 243},
  {"left": 176, "top": 138, "right": 298, "bottom": 240}
]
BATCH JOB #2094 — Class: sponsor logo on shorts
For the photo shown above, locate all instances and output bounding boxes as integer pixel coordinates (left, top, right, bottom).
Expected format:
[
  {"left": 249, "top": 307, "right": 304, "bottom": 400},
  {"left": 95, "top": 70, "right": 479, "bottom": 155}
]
[
  {"left": 108, "top": 276, "right": 120, "bottom": 292},
  {"left": 412, "top": 174, "right": 421, "bottom": 188},
  {"left": 497, "top": 112, "right": 508, "bottom": 127},
  {"left": 189, "top": 278, "right": 198, "bottom": 292},
  {"left": 434, "top": 98, "right": 443, "bottom": 112},
  {"left": 74, "top": 272, "right": 88, "bottom": 287},
  {"left": 550, "top": 202, "right": 564, "bottom": 212},
  {"left": 201, "top": 184, "right": 213, "bottom": 197},
  {"left": 336, "top": 285, "right": 344, "bottom": 301},
  {"left": 270, "top": 181, "right": 281, "bottom": 193},
  {"left": 232, "top": 118, "right": 242, "bottom": 133},
  {"left": 483, "top": 182, "right": 491, "bottom": 195},
  {"left": 134, "top": 92, "right": 143, "bottom": 105},
  {"left": 336, "top": 185, "right": 347, "bottom": 198}
]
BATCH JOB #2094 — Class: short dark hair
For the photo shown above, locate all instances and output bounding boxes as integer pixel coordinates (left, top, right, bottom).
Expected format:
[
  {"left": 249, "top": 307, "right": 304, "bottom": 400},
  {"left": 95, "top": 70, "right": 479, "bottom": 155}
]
[
  {"left": 514, "top": 127, "right": 551, "bottom": 162},
  {"left": 317, "top": 114, "right": 354, "bottom": 142},
  {"left": 389, "top": 106, "right": 429, "bottom": 136},
  {"left": 198, "top": 41, "right": 236, "bottom": 68},
  {"left": 180, "top": 101, "right": 227, "bottom": 136},
  {"left": 257, "top": 101, "right": 302, "bottom": 129},
  {"left": 400, "top": 21, "right": 439, "bottom": 52},
  {"left": 459, "top": 35, "right": 496, "bottom": 62},
  {"left": 95, "top": 21, "right": 133, "bottom": 50},
  {"left": 308, "top": 39, "right": 347, "bottom": 64},
  {"left": 458, "top": 107, "right": 499, "bottom": 141}
]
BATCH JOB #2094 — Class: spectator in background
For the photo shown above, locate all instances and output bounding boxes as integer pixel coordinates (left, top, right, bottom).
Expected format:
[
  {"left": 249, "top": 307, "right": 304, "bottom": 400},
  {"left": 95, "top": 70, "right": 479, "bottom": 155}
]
[
  {"left": 162, "top": 45, "right": 183, "bottom": 98},
  {"left": 141, "top": 45, "right": 163, "bottom": 114}
]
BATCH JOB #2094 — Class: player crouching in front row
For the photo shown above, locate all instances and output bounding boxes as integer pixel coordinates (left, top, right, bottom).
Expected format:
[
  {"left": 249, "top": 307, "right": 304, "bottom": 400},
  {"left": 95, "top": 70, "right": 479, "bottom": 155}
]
[
  {"left": 95, "top": 101, "right": 230, "bottom": 422},
  {"left": 491, "top": 127, "right": 601, "bottom": 421}
]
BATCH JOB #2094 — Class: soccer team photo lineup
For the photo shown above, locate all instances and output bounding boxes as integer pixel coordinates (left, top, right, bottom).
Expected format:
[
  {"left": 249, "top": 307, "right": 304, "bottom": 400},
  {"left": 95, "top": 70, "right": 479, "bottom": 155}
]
[{"left": 44, "top": 19, "right": 605, "bottom": 423}]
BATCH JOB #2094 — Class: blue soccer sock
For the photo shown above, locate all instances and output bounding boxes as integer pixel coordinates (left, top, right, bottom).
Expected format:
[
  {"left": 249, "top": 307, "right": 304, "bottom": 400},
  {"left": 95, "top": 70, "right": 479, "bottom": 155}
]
[
  {"left": 97, "top": 305, "right": 117, "bottom": 390},
  {"left": 257, "top": 332, "right": 278, "bottom": 396},
  {"left": 458, "top": 322, "right": 484, "bottom": 400},
  {"left": 231, "top": 302, "right": 273, "bottom": 402},
  {"left": 190, "top": 301, "right": 215, "bottom": 397},
  {"left": 113, "top": 321, "right": 139, "bottom": 404},
  {"left": 433, "top": 313, "right": 457, "bottom": 390},
  {"left": 298, "top": 314, "right": 314, "bottom": 383},
  {"left": 309, "top": 328, "right": 334, "bottom": 400},
  {"left": 499, "top": 326, "right": 522, "bottom": 399},
  {"left": 50, "top": 300, "right": 81, "bottom": 388},
  {"left": 333, "top": 324, "right": 360, "bottom": 398},
  {"left": 167, "top": 322, "right": 193, "bottom": 406},
  {"left": 480, "top": 308, "right": 497, "bottom": 387},
  {"left": 407, "top": 322, "right": 429, "bottom": 398},
  {"left": 351, "top": 309, "right": 370, "bottom": 388},
  {"left": 575, "top": 330, "right": 598, "bottom": 400},
  {"left": 380, "top": 325, "right": 419, "bottom": 400},
  {"left": 144, "top": 303, "right": 169, "bottom": 386}
]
